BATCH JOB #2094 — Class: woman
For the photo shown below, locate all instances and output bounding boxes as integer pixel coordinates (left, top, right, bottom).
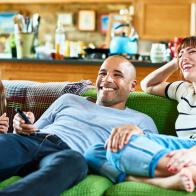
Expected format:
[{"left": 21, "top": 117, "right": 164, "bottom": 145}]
[
  {"left": 125, "top": 36, "right": 196, "bottom": 192},
  {"left": 85, "top": 36, "right": 196, "bottom": 193}
]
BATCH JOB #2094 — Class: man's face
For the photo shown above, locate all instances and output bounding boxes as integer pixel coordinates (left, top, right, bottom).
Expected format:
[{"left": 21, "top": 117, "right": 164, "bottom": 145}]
[{"left": 96, "top": 57, "right": 136, "bottom": 109}]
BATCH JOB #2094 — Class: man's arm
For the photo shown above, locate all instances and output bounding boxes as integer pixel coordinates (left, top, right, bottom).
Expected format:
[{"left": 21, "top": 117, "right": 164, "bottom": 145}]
[
  {"left": 106, "top": 116, "right": 158, "bottom": 152},
  {"left": 13, "top": 111, "right": 38, "bottom": 135},
  {"left": 141, "top": 58, "right": 178, "bottom": 96},
  {"left": 106, "top": 124, "right": 143, "bottom": 152}
]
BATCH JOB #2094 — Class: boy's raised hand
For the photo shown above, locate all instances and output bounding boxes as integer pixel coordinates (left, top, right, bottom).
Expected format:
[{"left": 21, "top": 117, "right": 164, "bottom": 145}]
[{"left": 0, "top": 113, "right": 9, "bottom": 133}]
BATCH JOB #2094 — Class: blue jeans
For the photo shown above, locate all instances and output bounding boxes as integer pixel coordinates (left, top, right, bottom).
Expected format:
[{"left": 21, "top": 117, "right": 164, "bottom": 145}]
[
  {"left": 0, "top": 133, "right": 88, "bottom": 196},
  {"left": 85, "top": 133, "right": 196, "bottom": 183}
]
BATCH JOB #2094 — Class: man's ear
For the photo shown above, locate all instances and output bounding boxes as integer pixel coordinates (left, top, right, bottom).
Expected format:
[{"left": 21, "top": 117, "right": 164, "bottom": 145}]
[{"left": 129, "top": 80, "right": 137, "bottom": 92}]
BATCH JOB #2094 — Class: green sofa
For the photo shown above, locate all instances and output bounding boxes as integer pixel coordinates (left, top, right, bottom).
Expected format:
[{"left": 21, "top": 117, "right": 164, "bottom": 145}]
[{"left": 1, "top": 81, "right": 196, "bottom": 196}]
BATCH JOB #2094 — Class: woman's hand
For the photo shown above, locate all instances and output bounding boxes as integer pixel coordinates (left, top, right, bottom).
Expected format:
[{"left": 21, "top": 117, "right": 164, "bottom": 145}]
[
  {"left": 0, "top": 113, "right": 9, "bottom": 133},
  {"left": 166, "top": 147, "right": 196, "bottom": 173},
  {"left": 13, "top": 111, "right": 38, "bottom": 135},
  {"left": 105, "top": 124, "right": 143, "bottom": 152}
]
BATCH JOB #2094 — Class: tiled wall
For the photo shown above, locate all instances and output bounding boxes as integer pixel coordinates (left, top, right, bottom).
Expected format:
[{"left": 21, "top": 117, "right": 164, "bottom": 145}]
[{"left": 1, "top": 3, "right": 130, "bottom": 47}]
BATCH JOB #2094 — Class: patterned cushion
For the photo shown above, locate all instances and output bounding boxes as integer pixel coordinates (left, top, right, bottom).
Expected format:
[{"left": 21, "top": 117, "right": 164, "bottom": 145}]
[
  {"left": 3, "top": 80, "right": 35, "bottom": 131},
  {"left": 2, "top": 80, "right": 93, "bottom": 131}
]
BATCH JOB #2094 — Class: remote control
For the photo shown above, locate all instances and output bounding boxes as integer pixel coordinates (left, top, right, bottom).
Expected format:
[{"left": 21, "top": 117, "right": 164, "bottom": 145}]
[{"left": 15, "top": 108, "right": 32, "bottom": 124}]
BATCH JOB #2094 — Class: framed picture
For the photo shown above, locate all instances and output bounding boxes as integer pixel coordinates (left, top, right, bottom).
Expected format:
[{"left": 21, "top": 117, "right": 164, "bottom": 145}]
[
  {"left": 99, "top": 14, "right": 122, "bottom": 34},
  {"left": 57, "top": 12, "right": 73, "bottom": 26},
  {"left": 78, "top": 10, "right": 95, "bottom": 31},
  {"left": 0, "top": 12, "right": 17, "bottom": 33},
  {"left": 99, "top": 14, "right": 109, "bottom": 34}
]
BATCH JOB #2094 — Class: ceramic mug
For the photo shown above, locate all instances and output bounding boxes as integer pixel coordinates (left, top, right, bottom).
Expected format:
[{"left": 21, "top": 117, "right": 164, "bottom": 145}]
[{"left": 150, "top": 43, "right": 166, "bottom": 63}]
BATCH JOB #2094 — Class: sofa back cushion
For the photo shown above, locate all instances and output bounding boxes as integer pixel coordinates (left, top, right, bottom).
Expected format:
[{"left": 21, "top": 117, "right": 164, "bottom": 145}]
[
  {"left": 83, "top": 89, "right": 178, "bottom": 136},
  {"left": 3, "top": 80, "right": 92, "bottom": 131}
]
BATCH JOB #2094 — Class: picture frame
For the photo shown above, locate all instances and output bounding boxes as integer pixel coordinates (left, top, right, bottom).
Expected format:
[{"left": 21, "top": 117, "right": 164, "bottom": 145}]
[
  {"left": 99, "top": 14, "right": 122, "bottom": 34},
  {"left": 99, "top": 14, "right": 109, "bottom": 34},
  {"left": 0, "top": 12, "right": 17, "bottom": 33},
  {"left": 57, "top": 12, "right": 73, "bottom": 26},
  {"left": 78, "top": 10, "right": 96, "bottom": 31}
]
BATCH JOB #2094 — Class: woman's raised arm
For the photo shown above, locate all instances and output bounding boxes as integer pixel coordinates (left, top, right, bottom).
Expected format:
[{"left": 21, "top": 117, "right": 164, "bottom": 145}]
[{"left": 140, "top": 58, "right": 179, "bottom": 96}]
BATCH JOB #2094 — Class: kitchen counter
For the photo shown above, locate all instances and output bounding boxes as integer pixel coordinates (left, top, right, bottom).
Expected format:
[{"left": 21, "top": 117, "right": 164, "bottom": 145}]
[
  {"left": 0, "top": 57, "right": 164, "bottom": 67},
  {"left": 0, "top": 58, "right": 179, "bottom": 91}
]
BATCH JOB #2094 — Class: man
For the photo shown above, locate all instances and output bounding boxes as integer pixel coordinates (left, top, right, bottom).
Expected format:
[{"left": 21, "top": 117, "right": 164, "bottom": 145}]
[{"left": 0, "top": 55, "right": 157, "bottom": 196}]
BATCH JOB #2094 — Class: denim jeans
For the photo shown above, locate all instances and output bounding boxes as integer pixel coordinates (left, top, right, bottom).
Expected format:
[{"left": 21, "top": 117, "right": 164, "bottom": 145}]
[{"left": 0, "top": 133, "right": 88, "bottom": 196}]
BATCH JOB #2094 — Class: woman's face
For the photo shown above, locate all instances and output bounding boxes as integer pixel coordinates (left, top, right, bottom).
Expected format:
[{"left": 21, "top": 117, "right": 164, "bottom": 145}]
[{"left": 178, "top": 47, "right": 196, "bottom": 82}]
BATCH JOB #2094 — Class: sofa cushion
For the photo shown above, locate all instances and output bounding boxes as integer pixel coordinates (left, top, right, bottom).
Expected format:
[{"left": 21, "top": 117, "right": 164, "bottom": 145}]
[
  {"left": 83, "top": 89, "right": 178, "bottom": 135},
  {"left": 62, "top": 175, "right": 112, "bottom": 196},
  {"left": 3, "top": 80, "right": 35, "bottom": 131},
  {"left": 104, "top": 181, "right": 196, "bottom": 196},
  {"left": 26, "top": 80, "right": 92, "bottom": 122},
  {"left": 0, "top": 175, "right": 112, "bottom": 196},
  {"left": 2, "top": 80, "right": 92, "bottom": 131},
  {"left": 0, "top": 176, "right": 21, "bottom": 190},
  {"left": 125, "top": 92, "right": 178, "bottom": 135}
]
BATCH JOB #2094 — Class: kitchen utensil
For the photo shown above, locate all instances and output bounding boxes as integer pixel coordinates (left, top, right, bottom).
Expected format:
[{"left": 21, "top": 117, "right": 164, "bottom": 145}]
[
  {"left": 109, "top": 23, "right": 138, "bottom": 55},
  {"left": 15, "top": 32, "right": 34, "bottom": 59},
  {"left": 150, "top": 43, "right": 166, "bottom": 63},
  {"left": 84, "top": 48, "right": 110, "bottom": 59}
]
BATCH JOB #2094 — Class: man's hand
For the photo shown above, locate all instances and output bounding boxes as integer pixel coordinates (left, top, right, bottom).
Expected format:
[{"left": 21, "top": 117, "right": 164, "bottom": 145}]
[
  {"left": 166, "top": 146, "right": 196, "bottom": 173},
  {"left": 13, "top": 111, "right": 37, "bottom": 135},
  {"left": 0, "top": 113, "right": 9, "bottom": 133},
  {"left": 105, "top": 124, "right": 143, "bottom": 152}
]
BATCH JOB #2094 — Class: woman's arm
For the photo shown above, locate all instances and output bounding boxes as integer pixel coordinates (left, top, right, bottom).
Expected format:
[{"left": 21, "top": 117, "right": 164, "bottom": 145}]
[{"left": 141, "top": 58, "right": 179, "bottom": 96}]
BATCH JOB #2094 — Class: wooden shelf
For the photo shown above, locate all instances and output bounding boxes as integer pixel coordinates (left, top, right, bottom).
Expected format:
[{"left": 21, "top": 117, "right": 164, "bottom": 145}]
[{"left": 0, "top": 0, "right": 132, "bottom": 4}]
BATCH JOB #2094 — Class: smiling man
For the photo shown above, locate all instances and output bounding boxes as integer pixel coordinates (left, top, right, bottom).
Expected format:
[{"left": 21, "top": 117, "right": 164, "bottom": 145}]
[{"left": 0, "top": 55, "right": 157, "bottom": 196}]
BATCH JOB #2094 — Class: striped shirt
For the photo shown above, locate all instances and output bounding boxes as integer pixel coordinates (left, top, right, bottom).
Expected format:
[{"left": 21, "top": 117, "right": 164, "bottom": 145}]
[{"left": 166, "top": 81, "right": 196, "bottom": 139}]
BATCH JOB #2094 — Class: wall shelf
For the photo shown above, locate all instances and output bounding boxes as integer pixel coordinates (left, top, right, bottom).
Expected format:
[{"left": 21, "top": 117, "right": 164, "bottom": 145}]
[{"left": 0, "top": 0, "right": 132, "bottom": 4}]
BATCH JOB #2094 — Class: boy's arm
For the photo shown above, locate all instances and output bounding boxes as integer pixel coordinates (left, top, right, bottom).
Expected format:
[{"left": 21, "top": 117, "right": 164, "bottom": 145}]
[{"left": 0, "top": 113, "right": 9, "bottom": 133}]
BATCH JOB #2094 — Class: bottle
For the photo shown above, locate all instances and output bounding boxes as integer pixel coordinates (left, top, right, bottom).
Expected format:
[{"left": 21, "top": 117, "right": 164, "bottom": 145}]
[{"left": 55, "top": 21, "right": 65, "bottom": 59}]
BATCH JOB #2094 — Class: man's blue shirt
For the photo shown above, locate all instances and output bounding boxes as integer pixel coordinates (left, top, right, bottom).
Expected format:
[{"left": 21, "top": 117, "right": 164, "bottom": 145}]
[{"left": 35, "top": 94, "right": 158, "bottom": 153}]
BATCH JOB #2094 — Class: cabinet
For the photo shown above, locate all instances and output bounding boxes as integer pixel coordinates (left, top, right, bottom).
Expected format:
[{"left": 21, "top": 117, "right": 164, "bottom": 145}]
[
  {"left": 133, "top": 0, "right": 191, "bottom": 40},
  {"left": 0, "top": 59, "right": 181, "bottom": 91}
]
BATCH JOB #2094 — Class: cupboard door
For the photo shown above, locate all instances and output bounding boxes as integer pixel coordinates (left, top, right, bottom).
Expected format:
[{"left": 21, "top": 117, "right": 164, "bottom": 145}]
[{"left": 134, "top": 0, "right": 191, "bottom": 40}]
